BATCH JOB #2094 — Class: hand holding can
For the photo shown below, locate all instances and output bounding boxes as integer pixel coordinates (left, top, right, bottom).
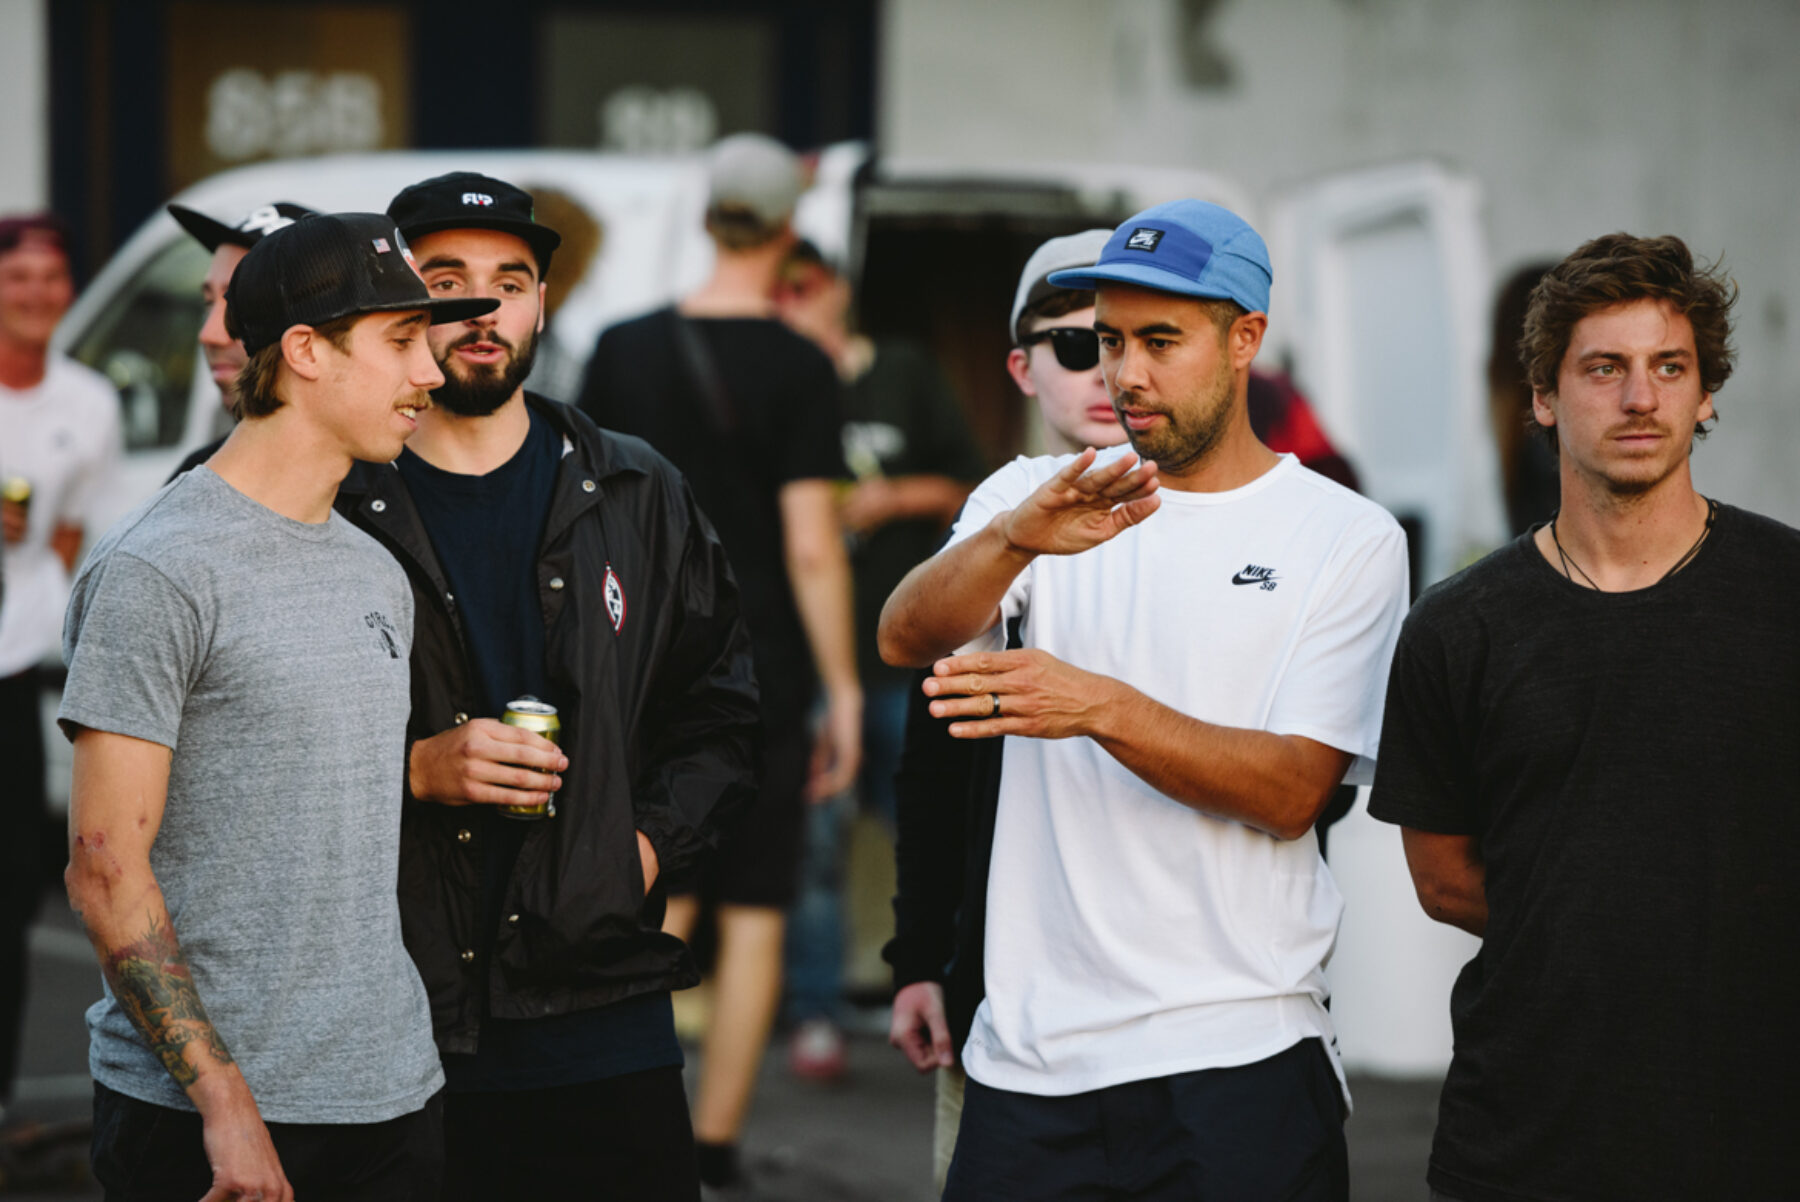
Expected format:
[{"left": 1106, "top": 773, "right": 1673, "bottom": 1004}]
[
  {"left": 1, "top": 477, "right": 29, "bottom": 547},
  {"left": 499, "top": 697, "right": 561, "bottom": 820}
]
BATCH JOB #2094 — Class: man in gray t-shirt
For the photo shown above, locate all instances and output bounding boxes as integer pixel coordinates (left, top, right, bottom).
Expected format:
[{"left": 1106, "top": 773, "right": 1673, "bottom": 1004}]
[{"left": 59, "top": 211, "right": 495, "bottom": 1202}]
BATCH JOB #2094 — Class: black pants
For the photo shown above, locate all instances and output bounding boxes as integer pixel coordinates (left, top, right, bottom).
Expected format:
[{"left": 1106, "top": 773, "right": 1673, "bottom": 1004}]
[
  {"left": 91, "top": 1081, "right": 444, "bottom": 1201},
  {"left": 442, "top": 1067, "right": 698, "bottom": 1201},
  {"left": 0, "top": 667, "right": 46, "bottom": 1106},
  {"left": 944, "top": 1038, "right": 1349, "bottom": 1201}
]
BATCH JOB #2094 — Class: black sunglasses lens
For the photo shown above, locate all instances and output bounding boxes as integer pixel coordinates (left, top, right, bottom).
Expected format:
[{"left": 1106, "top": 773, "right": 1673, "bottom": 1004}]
[{"left": 1047, "top": 328, "right": 1099, "bottom": 372}]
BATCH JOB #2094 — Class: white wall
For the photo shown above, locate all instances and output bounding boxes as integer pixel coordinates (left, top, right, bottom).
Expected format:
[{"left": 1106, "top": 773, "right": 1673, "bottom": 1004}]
[
  {"left": 0, "top": 0, "right": 48, "bottom": 214},
  {"left": 881, "top": 0, "right": 1800, "bottom": 1076},
  {"left": 881, "top": 0, "right": 1800, "bottom": 524}
]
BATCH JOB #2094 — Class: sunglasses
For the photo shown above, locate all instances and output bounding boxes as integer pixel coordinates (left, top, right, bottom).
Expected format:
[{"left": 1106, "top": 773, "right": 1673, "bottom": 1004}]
[{"left": 1019, "top": 326, "right": 1100, "bottom": 372}]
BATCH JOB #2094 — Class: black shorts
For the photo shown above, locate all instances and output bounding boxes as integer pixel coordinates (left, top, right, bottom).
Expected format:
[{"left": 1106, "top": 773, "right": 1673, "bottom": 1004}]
[
  {"left": 91, "top": 1080, "right": 444, "bottom": 1202},
  {"left": 944, "top": 1038, "right": 1348, "bottom": 1201},
  {"left": 667, "top": 712, "right": 810, "bottom": 908}
]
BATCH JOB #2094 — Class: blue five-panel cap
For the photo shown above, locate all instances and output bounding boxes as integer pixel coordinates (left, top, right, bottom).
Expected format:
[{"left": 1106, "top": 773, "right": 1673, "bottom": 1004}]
[{"left": 1047, "top": 199, "right": 1272, "bottom": 314}]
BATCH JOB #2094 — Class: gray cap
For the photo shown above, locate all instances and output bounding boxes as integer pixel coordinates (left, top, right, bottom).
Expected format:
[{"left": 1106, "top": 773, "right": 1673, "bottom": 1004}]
[
  {"left": 1010, "top": 228, "right": 1114, "bottom": 341},
  {"left": 707, "top": 133, "right": 805, "bottom": 227}
]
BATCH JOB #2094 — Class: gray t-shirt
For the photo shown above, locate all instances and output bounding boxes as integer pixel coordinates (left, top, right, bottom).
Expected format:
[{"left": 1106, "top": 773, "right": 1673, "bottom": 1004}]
[{"left": 59, "top": 466, "right": 442, "bottom": 1124}]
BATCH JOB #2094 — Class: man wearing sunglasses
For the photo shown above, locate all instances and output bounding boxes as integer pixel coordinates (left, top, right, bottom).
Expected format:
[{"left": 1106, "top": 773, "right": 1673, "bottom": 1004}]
[
  {"left": 1005, "top": 231, "right": 1123, "bottom": 456},
  {"left": 880, "top": 201, "right": 1409, "bottom": 1201},
  {"left": 884, "top": 228, "right": 1128, "bottom": 1189}
]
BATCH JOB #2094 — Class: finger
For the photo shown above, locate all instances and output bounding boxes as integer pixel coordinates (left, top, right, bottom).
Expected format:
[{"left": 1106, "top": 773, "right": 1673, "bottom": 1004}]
[
  {"left": 1098, "top": 459, "right": 1158, "bottom": 499},
  {"left": 926, "top": 1009, "right": 955, "bottom": 1067},
  {"left": 473, "top": 735, "right": 567, "bottom": 773},
  {"left": 1049, "top": 446, "right": 1099, "bottom": 487},
  {"left": 1072, "top": 450, "right": 1140, "bottom": 494},
  {"left": 928, "top": 695, "right": 1002, "bottom": 721},
  {"left": 1112, "top": 494, "right": 1163, "bottom": 530},
  {"left": 470, "top": 761, "right": 563, "bottom": 791},
  {"left": 947, "top": 717, "right": 1027, "bottom": 740}
]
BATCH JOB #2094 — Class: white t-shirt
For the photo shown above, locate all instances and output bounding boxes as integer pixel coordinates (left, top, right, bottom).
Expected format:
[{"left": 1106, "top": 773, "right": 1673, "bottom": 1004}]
[
  {"left": 947, "top": 449, "right": 1409, "bottom": 1099},
  {"left": 0, "top": 356, "right": 122, "bottom": 677}
]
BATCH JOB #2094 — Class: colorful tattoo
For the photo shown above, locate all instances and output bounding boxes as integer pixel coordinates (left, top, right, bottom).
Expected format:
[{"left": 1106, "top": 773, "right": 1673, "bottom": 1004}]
[{"left": 101, "top": 915, "right": 233, "bottom": 1088}]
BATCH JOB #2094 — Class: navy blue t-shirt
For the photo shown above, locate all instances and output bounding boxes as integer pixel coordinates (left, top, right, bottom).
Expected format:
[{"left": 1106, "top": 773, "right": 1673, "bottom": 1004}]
[{"left": 398, "top": 404, "right": 681, "bottom": 1091}]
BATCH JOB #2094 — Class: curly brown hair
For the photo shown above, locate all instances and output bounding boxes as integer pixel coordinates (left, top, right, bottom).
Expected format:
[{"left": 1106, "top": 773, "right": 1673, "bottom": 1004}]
[{"left": 1519, "top": 233, "right": 1736, "bottom": 447}]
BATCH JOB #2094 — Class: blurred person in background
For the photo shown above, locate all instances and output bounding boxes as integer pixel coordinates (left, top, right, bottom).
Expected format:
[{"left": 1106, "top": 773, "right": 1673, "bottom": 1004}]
[
  {"left": 520, "top": 184, "right": 604, "bottom": 403},
  {"left": 0, "top": 213, "right": 120, "bottom": 1127},
  {"left": 1371, "top": 233, "right": 1799, "bottom": 1201},
  {"left": 771, "top": 238, "right": 985, "bottom": 1082},
  {"left": 883, "top": 228, "right": 1122, "bottom": 1190},
  {"left": 577, "top": 132, "right": 859, "bottom": 1197},
  {"left": 164, "top": 200, "right": 316, "bottom": 479},
  {"left": 1486, "top": 260, "right": 1562, "bottom": 535},
  {"left": 880, "top": 201, "right": 1409, "bottom": 1201}
]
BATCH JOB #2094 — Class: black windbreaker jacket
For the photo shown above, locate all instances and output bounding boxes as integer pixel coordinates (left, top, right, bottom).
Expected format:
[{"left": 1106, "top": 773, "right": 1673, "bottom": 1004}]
[{"left": 336, "top": 394, "right": 760, "bottom": 1054}]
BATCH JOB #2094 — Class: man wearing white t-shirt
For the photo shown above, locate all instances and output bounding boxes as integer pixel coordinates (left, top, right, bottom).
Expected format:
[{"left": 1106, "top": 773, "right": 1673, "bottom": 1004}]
[
  {"left": 879, "top": 199, "right": 1408, "bottom": 1200},
  {"left": 0, "top": 214, "right": 120, "bottom": 1122}
]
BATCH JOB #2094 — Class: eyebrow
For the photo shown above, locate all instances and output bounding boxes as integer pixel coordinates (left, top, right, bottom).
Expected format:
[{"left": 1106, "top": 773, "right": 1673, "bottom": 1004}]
[
  {"left": 1093, "top": 320, "right": 1186, "bottom": 338},
  {"left": 499, "top": 260, "right": 536, "bottom": 279},
  {"left": 387, "top": 313, "right": 430, "bottom": 332},
  {"left": 1577, "top": 347, "right": 1694, "bottom": 363}
]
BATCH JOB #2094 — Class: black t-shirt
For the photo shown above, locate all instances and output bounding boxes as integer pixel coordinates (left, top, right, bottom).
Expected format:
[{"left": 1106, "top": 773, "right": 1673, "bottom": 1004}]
[
  {"left": 843, "top": 339, "right": 986, "bottom": 688},
  {"left": 398, "top": 403, "right": 680, "bottom": 1091},
  {"left": 577, "top": 308, "right": 845, "bottom": 722},
  {"left": 1369, "top": 504, "right": 1800, "bottom": 1202}
]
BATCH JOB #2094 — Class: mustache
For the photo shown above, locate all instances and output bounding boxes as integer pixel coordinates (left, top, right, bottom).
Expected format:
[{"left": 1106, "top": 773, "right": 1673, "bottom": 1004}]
[
  {"left": 447, "top": 329, "right": 515, "bottom": 353},
  {"left": 1607, "top": 420, "right": 1671, "bottom": 438}
]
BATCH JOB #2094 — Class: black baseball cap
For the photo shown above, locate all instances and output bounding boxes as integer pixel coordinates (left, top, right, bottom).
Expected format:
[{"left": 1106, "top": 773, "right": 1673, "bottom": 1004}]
[
  {"left": 224, "top": 212, "right": 497, "bottom": 355},
  {"left": 168, "top": 201, "right": 317, "bottom": 253},
  {"left": 387, "top": 172, "right": 562, "bottom": 275}
]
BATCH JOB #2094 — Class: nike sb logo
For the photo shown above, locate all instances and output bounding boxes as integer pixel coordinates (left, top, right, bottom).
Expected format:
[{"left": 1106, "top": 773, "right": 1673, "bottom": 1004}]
[{"left": 1232, "top": 565, "right": 1279, "bottom": 591}]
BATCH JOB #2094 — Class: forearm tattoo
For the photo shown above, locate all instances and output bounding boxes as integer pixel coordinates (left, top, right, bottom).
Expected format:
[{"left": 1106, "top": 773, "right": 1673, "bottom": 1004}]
[{"left": 101, "top": 915, "right": 234, "bottom": 1088}]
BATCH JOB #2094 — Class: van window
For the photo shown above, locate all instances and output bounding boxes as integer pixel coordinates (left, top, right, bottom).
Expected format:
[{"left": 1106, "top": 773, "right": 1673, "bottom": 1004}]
[{"left": 68, "top": 237, "right": 209, "bottom": 452}]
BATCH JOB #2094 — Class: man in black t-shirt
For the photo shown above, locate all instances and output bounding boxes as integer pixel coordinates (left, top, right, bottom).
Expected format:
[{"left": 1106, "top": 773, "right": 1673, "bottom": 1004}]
[
  {"left": 336, "top": 172, "right": 759, "bottom": 1200},
  {"left": 1370, "top": 233, "right": 1800, "bottom": 1202},
  {"left": 577, "top": 133, "right": 859, "bottom": 1195}
]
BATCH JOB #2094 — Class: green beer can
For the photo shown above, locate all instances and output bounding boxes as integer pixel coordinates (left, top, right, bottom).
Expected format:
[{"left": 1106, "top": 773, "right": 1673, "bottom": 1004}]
[{"left": 499, "top": 697, "right": 560, "bottom": 820}]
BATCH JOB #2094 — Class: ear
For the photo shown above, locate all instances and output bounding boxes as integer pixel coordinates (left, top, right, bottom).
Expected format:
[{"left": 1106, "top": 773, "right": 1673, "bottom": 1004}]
[
  {"left": 1697, "top": 391, "right": 1715, "bottom": 425},
  {"left": 1006, "top": 346, "right": 1037, "bottom": 396},
  {"left": 280, "top": 324, "right": 326, "bottom": 382},
  {"left": 1531, "top": 389, "right": 1557, "bottom": 430},
  {"left": 537, "top": 281, "right": 548, "bottom": 335},
  {"left": 1230, "top": 312, "right": 1268, "bottom": 370}
]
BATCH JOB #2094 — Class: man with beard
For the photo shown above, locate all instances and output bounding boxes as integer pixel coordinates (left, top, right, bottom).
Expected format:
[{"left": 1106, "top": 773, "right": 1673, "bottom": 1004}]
[
  {"left": 878, "top": 200, "right": 1410, "bottom": 1201},
  {"left": 332, "top": 173, "right": 759, "bottom": 1199}
]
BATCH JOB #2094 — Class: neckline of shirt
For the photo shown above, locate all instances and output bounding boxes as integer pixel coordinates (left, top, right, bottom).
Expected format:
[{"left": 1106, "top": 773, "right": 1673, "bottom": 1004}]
[
  {"left": 189, "top": 464, "right": 342, "bottom": 543},
  {"left": 1132, "top": 451, "right": 1298, "bottom": 507}
]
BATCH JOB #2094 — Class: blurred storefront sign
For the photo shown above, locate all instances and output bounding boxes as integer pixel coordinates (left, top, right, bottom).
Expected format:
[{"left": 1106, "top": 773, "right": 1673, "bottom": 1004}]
[{"left": 165, "top": 2, "right": 410, "bottom": 189}]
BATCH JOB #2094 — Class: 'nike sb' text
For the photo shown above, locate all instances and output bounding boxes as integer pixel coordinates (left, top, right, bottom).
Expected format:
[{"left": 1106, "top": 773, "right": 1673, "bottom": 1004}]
[{"left": 1231, "top": 565, "right": 1279, "bottom": 591}]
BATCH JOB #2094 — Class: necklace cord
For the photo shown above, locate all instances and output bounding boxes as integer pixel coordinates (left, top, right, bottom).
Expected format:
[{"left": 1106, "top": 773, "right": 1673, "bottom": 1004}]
[{"left": 1549, "top": 497, "right": 1716, "bottom": 590}]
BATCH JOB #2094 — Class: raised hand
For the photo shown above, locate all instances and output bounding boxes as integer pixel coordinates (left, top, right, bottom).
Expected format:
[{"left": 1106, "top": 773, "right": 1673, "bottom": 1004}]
[{"left": 999, "top": 447, "right": 1160, "bottom": 558}]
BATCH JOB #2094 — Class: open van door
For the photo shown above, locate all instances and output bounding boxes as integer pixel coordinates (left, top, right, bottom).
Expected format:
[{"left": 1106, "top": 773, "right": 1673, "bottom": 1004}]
[{"left": 1266, "top": 161, "right": 1499, "bottom": 1076}]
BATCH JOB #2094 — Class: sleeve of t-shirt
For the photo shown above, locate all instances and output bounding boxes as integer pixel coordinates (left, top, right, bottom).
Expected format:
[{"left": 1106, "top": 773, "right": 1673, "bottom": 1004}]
[
  {"left": 774, "top": 340, "right": 849, "bottom": 485},
  {"left": 57, "top": 550, "right": 202, "bottom": 750},
  {"left": 1263, "top": 515, "right": 1410, "bottom": 787},
  {"left": 939, "top": 455, "right": 1047, "bottom": 654},
  {"left": 1366, "top": 603, "right": 1480, "bottom": 834}
]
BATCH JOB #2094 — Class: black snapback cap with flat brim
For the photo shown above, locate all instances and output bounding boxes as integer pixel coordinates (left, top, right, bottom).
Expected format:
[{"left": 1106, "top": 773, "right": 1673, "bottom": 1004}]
[
  {"left": 225, "top": 212, "right": 497, "bottom": 355},
  {"left": 169, "top": 201, "right": 318, "bottom": 253},
  {"left": 387, "top": 171, "right": 562, "bottom": 274}
]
